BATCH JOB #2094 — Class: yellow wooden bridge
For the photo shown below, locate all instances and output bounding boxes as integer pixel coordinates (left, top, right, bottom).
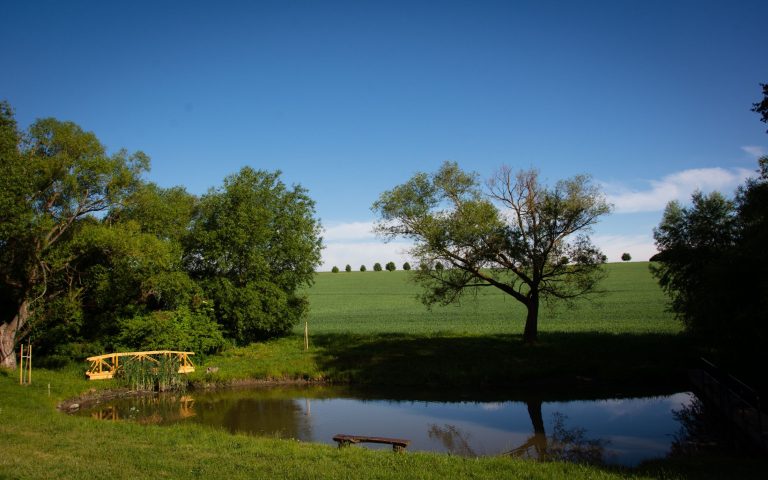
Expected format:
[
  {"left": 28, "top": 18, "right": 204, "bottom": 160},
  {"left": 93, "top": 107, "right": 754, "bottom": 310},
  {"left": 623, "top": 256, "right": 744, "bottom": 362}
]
[{"left": 85, "top": 351, "right": 195, "bottom": 380}]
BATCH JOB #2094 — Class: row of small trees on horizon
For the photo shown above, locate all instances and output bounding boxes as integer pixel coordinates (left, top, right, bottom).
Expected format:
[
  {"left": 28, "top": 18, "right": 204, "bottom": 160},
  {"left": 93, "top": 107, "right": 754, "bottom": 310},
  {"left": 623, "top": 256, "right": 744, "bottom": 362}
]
[{"left": 330, "top": 261, "right": 423, "bottom": 272}]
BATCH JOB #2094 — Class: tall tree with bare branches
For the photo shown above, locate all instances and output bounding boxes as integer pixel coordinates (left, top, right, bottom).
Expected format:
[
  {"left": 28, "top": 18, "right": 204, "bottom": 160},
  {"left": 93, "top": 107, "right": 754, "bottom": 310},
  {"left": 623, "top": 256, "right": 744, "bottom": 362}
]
[{"left": 373, "top": 161, "right": 611, "bottom": 343}]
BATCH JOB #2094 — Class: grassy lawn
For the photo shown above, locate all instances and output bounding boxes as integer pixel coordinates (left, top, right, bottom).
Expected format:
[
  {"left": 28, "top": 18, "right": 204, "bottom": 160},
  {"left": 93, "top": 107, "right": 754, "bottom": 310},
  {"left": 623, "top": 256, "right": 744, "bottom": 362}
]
[
  {"left": 301, "top": 262, "right": 680, "bottom": 336},
  {"left": 198, "top": 263, "right": 693, "bottom": 390},
  {"left": 0, "top": 368, "right": 662, "bottom": 480},
  {"left": 5, "top": 262, "right": 764, "bottom": 479}
]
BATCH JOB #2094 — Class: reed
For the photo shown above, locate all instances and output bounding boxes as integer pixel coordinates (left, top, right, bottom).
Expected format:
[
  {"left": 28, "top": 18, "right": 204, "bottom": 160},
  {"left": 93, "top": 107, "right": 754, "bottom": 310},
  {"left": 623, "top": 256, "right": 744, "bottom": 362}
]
[{"left": 120, "top": 355, "right": 186, "bottom": 392}]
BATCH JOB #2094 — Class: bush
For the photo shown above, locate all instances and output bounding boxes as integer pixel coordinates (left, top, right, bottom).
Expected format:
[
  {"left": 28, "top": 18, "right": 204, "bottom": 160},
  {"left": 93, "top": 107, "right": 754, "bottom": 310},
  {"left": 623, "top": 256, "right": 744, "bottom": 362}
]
[
  {"left": 200, "top": 278, "right": 305, "bottom": 344},
  {"left": 331, "top": 266, "right": 339, "bottom": 273},
  {"left": 435, "top": 262, "right": 444, "bottom": 271},
  {"left": 345, "top": 264, "right": 351, "bottom": 272},
  {"left": 403, "top": 262, "right": 411, "bottom": 271},
  {"left": 385, "top": 261, "right": 396, "bottom": 271},
  {"left": 373, "top": 262, "right": 382, "bottom": 271},
  {"left": 116, "top": 306, "right": 226, "bottom": 355},
  {"left": 360, "top": 265, "right": 367, "bottom": 272},
  {"left": 621, "top": 252, "right": 631, "bottom": 262}
]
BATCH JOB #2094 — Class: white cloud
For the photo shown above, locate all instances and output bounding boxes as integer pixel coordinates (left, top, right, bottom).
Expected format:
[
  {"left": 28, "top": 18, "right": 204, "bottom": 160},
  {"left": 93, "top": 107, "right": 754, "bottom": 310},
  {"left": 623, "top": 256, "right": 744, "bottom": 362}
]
[
  {"left": 592, "top": 234, "right": 658, "bottom": 262},
  {"left": 322, "top": 221, "right": 376, "bottom": 242},
  {"left": 604, "top": 167, "right": 754, "bottom": 213},
  {"left": 322, "top": 240, "right": 413, "bottom": 271},
  {"left": 742, "top": 145, "right": 767, "bottom": 157}
]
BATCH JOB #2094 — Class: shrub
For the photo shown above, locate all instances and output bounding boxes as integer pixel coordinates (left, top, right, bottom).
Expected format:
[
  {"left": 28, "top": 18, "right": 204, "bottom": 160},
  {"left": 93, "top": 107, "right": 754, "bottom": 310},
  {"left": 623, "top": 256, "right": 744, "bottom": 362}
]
[
  {"left": 331, "top": 266, "right": 339, "bottom": 273},
  {"left": 403, "top": 262, "right": 411, "bottom": 271},
  {"left": 116, "top": 306, "right": 226, "bottom": 356},
  {"left": 360, "top": 265, "right": 367, "bottom": 272},
  {"left": 373, "top": 262, "right": 382, "bottom": 271},
  {"left": 435, "top": 262, "right": 444, "bottom": 271},
  {"left": 345, "top": 264, "right": 351, "bottom": 272},
  {"left": 385, "top": 261, "right": 396, "bottom": 271},
  {"left": 621, "top": 252, "right": 631, "bottom": 262}
]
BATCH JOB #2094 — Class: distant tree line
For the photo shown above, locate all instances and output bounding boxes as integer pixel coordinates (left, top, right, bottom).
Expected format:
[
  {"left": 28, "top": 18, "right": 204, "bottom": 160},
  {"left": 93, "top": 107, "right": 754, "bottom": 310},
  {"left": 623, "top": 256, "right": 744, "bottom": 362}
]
[{"left": 0, "top": 102, "right": 322, "bottom": 368}]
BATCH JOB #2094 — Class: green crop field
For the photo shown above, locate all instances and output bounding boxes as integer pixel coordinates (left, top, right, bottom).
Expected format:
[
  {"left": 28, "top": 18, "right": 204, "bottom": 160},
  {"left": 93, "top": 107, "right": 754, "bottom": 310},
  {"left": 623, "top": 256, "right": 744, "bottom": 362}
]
[{"left": 301, "top": 262, "right": 680, "bottom": 336}]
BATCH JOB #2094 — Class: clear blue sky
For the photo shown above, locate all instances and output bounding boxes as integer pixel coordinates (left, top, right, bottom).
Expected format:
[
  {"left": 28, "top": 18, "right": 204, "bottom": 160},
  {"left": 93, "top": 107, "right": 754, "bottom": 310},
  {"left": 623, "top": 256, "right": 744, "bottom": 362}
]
[{"left": 2, "top": 0, "right": 766, "bottom": 268}]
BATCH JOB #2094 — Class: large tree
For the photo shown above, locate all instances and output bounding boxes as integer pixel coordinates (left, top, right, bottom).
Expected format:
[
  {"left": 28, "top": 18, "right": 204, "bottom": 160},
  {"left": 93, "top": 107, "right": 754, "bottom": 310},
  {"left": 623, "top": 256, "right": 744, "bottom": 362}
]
[
  {"left": 372, "top": 162, "right": 611, "bottom": 343},
  {"left": 0, "top": 109, "right": 147, "bottom": 367},
  {"left": 651, "top": 83, "right": 768, "bottom": 359},
  {"left": 184, "top": 167, "right": 322, "bottom": 343}
]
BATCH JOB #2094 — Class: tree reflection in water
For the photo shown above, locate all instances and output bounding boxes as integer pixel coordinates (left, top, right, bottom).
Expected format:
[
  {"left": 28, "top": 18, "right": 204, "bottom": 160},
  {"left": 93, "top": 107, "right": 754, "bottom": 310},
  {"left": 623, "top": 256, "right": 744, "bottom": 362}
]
[
  {"left": 505, "top": 400, "right": 607, "bottom": 465},
  {"left": 668, "top": 397, "right": 744, "bottom": 457},
  {"left": 428, "top": 423, "right": 477, "bottom": 456}
]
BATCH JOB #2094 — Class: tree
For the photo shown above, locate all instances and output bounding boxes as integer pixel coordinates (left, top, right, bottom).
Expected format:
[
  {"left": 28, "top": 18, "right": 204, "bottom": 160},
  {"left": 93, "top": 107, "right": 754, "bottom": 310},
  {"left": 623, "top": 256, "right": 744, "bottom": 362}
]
[
  {"left": 373, "top": 262, "right": 382, "bottom": 271},
  {"left": 360, "top": 265, "right": 367, "bottom": 272},
  {"left": 373, "top": 161, "right": 611, "bottom": 343},
  {"left": 184, "top": 167, "right": 322, "bottom": 344},
  {"left": 752, "top": 83, "right": 768, "bottom": 132},
  {"left": 331, "top": 266, "right": 339, "bottom": 273},
  {"left": 651, "top": 192, "right": 738, "bottom": 338},
  {"left": 385, "top": 261, "right": 396, "bottom": 271},
  {"left": 0, "top": 110, "right": 148, "bottom": 368},
  {"left": 345, "top": 264, "right": 351, "bottom": 272},
  {"left": 621, "top": 253, "right": 631, "bottom": 262},
  {"left": 403, "top": 262, "right": 411, "bottom": 271}
]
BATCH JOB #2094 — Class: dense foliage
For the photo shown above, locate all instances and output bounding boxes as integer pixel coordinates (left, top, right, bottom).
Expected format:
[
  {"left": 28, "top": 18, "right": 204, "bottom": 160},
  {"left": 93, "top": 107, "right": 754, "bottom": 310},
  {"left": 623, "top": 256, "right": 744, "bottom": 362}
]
[
  {"left": 652, "top": 85, "right": 768, "bottom": 375},
  {"left": 0, "top": 103, "right": 322, "bottom": 366},
  {"left": 185, "top": 167, "right": 322, "bottom": 344},
  {"left": 373, "top": 162, "right": 610, "bottom": 343},
  {"left": 652, "top": 162, "right": 768, "bottom": 352}
]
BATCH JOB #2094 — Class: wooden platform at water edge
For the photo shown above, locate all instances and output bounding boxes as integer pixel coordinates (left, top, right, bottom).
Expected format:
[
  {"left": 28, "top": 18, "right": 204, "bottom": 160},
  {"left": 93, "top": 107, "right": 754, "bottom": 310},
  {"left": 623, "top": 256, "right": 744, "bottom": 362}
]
[{"left": 86, "top": 351, "right": 195, "bottom": 380}]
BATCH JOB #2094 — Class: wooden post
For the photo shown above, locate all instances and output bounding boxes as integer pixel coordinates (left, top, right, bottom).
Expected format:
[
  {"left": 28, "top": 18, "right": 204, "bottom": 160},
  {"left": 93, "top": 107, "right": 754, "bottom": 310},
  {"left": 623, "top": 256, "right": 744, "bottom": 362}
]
[
  {"left": 304, "top": 321, "right": 309, "bottom": 350},
  {"left": 19, "top": 343, "right": 32, "bottom": 385}
]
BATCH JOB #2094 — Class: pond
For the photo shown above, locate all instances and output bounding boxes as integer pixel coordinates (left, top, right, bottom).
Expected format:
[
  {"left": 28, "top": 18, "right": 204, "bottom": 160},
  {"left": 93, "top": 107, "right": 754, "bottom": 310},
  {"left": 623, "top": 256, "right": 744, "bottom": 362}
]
[{"left": 77, "top": 386, "right": 695, "bottom": 467}]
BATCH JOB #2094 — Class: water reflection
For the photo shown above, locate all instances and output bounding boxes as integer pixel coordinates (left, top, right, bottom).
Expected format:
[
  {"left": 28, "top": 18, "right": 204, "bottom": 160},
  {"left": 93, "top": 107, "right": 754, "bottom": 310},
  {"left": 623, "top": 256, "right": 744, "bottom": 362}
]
[{"left": 79, "top": 386, "right": 692, "bottom": 467}]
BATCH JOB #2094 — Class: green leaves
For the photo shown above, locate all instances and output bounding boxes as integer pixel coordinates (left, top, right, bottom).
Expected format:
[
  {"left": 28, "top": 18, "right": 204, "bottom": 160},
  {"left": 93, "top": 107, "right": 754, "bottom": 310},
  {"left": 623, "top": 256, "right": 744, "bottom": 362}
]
[
  {"left": 185, "top": 167, "right": 322, "bottom": 344},
  {"left": 372, "top": 162, "right": 611, "bottom": 342}
]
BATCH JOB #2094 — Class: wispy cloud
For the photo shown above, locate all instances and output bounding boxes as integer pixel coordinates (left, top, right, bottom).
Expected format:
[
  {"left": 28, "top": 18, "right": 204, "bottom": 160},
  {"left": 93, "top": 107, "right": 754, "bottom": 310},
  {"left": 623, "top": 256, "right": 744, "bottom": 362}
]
[
  {"left": 742, "top": 145, "right": 766, "bottom": 157},
  {"left": 323, "top": 221, "right": 376, "bottom": 242},
  {"left": 592, "top": 234, "right": 657, "bottom": 262},
  {"left": 603, "top": 167, "right": 754, "bottom": 213},
  {"left": 321, "top": 240, "right": 413, "bottom": 271}
]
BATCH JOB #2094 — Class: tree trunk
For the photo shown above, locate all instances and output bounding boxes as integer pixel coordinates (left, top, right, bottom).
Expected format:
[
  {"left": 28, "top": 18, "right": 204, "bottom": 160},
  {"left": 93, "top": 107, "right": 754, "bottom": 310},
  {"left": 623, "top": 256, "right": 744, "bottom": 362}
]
[
  {"left": 0, "top": 299, "right": 30, "bottom": 369},
  {"left": 522, "top": 293, "right": 539, "bottom": 344},
  {"left": 526, "top": 399, "right": 548, "bottom": 457}
]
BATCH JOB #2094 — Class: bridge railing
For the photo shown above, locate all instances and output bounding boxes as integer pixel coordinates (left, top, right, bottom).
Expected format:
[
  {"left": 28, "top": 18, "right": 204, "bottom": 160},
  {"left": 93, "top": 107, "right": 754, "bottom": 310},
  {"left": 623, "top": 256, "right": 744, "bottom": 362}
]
[{"left": 86, "top": 351, "right": 195, "bottom": 380}]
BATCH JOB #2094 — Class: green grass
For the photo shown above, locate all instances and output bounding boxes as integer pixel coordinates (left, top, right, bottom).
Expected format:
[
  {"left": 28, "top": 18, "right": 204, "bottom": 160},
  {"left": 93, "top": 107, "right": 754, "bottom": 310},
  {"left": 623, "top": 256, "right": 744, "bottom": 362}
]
[
  {"left": 2, "top": 262, "right": 765, "bottom": 479},
  {"left": 189, "top": 263, "right": 693, "bottom": 390},
  {"left": 301, "top": 262, "right": 680, "bottom": 336},
  {"left": 0, "top": 369, "right": 668, "bottom": 480}
]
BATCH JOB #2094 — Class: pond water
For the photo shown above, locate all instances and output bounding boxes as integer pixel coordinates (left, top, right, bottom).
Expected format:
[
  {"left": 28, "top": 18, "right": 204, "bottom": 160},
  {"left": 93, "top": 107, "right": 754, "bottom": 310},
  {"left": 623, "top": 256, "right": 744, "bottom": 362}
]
[{"left": 78, "top": 386, "right": 695, "bottom": 467}]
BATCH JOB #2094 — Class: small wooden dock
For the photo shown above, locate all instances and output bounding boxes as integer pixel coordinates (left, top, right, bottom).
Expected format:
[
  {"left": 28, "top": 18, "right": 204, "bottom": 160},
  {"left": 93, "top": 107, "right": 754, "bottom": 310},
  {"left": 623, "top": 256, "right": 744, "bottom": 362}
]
[{"left": 85, "top": 351, "right": 195, "bottom": 380}]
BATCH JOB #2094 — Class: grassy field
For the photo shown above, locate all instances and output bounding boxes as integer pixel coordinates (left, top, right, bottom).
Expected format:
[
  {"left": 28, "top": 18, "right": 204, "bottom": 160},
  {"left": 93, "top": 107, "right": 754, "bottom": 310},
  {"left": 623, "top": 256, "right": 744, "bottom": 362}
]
[
  {"left": 199, "top": 263, "right": 693, "bottom": 391},
  {"left": 1, "top": 262, "right": 765, "bottom": 479},
  {"left": 301, "top": 262, "right": 680, "bottom": 335},
  {"left": 3, "top": 368, "right": 765, "bottom": 480}
]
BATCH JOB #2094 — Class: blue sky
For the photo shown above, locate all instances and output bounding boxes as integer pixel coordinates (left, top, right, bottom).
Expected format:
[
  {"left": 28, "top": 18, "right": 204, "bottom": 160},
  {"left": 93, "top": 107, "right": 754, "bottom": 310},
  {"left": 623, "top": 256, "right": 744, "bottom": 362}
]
[{"left": 2, "top": 0, "right": 766, "bottom": 269}]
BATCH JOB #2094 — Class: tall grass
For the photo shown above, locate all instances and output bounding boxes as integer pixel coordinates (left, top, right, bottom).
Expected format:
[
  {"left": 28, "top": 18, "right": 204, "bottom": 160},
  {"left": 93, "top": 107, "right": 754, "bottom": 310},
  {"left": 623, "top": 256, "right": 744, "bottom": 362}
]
[{"left": 120, "top": 355, "right": 186, "bottom": 392}]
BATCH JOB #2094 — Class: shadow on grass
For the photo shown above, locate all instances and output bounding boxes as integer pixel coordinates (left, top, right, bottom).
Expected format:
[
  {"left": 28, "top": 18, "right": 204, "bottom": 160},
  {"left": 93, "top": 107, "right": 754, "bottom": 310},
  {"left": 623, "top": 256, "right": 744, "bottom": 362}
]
[{"left": 310, "top": 331, "right": 697, "bottom": 398}]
